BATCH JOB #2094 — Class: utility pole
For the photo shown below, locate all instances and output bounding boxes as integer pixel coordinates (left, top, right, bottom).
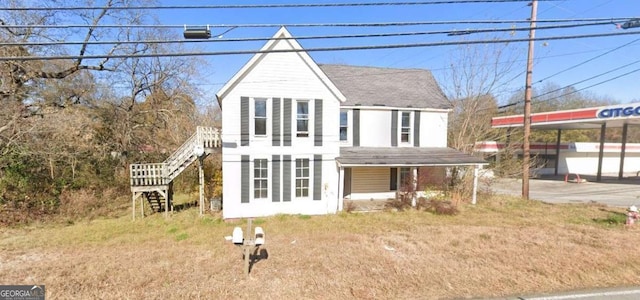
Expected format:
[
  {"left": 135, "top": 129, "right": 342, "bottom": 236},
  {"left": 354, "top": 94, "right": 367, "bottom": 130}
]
[{"left": 522, "top": 0, "right": 538, "bottom": 200}]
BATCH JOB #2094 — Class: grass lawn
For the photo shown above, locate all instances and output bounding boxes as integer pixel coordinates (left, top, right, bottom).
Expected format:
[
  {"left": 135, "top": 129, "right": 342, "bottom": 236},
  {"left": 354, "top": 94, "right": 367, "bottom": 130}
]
[{"left": 1, "top": 195, "right": 640, "bottom": 299}]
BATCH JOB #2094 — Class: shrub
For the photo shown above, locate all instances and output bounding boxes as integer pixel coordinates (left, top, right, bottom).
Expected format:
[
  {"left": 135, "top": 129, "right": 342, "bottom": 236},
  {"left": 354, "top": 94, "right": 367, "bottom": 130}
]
[
  {"left": 423, "top": 199, "right": 459, "bottom": 216},
  {"left": 385, "top": 192, "right": 414, "bottom": 211}
]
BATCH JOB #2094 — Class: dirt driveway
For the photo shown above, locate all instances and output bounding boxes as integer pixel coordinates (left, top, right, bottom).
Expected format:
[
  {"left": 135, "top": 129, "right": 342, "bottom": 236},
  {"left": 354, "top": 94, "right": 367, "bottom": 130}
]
[{"left": 490, "top": 175, "right": 640, "bottom": 208}]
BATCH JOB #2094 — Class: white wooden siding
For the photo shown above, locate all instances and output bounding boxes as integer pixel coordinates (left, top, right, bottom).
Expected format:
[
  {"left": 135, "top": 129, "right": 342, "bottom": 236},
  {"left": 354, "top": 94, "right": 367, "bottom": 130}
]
[
  {"left": 419, "top": 111, "right": 448, "bottom": 147},
  {"left": 348, "top": 108, "right": 449, "bottom": 148},
  {"left": 358, "top": 110, "right": 392, "bottom": 147},
  {"left": 221, "top": 36, "right": 341, "bottom": 219}
]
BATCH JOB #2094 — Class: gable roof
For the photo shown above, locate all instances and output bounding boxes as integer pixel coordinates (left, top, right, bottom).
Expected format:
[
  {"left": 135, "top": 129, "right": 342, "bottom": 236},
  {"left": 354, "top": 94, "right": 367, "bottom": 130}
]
[
  {"left": 319, "top": 64, "right": 451, "bottom": 110},
  {"left": 216, "top": 27, "right": 346, "bottom": 103}
]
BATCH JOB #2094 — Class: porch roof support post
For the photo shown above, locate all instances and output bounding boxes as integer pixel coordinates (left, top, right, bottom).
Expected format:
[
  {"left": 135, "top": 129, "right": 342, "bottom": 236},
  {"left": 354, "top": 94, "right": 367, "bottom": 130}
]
[
  {"left": 337, "top": 166, "right": 345, "bottom": 211},
  {"left": 472, "top": 165, "right": 479, "bottom": 205}
]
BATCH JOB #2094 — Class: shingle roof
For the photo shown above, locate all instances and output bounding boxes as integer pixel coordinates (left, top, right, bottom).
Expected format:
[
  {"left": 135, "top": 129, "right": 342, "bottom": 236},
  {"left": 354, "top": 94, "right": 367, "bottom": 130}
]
[
  {"left": 319, "top": 64, "right": 451, "bottom": 109},
  {"left": 337, "top": 147, "right": 487, "bottom": 166}
]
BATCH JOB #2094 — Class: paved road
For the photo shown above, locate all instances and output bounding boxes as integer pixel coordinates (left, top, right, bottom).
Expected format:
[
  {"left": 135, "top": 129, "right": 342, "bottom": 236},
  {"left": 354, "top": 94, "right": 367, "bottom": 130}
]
[
  {"left": 490, "top": 175, "right": 640, "bottom": 208},
  {"left": 495, "top": 287, "right": 640, "bottom": 300}
]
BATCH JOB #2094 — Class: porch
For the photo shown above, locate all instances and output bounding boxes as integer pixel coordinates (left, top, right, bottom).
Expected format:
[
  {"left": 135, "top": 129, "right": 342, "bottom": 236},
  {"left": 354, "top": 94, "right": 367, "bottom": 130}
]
[{"left": 336, "top": 147, "right": 487, "bottom": 211}]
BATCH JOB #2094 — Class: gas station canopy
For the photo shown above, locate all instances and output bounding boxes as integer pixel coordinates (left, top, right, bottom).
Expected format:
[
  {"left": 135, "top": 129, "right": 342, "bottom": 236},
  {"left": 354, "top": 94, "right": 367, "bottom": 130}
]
[
  {"left": 491, "top": 102, "right": 640, "bottom": 181},
  {"left": 492, "top": 102, "right": 640, "bottom": 130}
]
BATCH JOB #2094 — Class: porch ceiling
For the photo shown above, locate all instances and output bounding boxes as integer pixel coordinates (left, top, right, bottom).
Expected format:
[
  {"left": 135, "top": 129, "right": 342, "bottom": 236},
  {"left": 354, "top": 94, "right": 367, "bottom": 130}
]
[{"left": 337, "top": 147, "right": 487, "bottom": 167}]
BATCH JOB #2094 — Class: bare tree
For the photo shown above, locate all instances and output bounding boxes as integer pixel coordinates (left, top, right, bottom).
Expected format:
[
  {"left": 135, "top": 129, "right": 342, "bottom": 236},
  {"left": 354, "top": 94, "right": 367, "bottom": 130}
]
[
  {"left": 444, "top": 42, "right": 521, "bottom": 154},
  {"left": 93, "top": 26, "right": 208, "bottom": 155},
  {"left": 0, "top": 0, "right": 139, "bottom": 154}
]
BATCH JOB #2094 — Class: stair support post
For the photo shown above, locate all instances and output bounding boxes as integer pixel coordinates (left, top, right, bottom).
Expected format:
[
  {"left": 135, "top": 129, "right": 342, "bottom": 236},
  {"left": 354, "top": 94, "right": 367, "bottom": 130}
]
[
  {"left": 198, "top": 156, "right": 205, "bottom": 216},
  {"left": 132, "top": 193, "right": 136, "bottom": 221}
]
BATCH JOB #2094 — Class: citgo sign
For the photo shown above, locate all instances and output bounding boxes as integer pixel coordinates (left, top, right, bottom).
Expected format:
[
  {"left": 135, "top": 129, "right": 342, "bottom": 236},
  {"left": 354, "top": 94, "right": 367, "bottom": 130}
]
[{"left": 597, "top": 105, "right": 640, "bottom": 118}]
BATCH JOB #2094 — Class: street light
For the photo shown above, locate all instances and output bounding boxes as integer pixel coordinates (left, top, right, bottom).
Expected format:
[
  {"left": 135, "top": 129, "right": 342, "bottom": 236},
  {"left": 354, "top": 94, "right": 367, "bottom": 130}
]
[
  {"left": 621, "top": 19, "right": 640, "bottom": 30},
  {"left": 183, "top": 25, "right": 211, "bottom": 39}
]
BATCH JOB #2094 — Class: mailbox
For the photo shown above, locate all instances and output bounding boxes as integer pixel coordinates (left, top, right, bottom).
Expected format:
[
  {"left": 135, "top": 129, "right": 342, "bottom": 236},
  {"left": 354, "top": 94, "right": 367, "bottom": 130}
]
[
  {"left": 232, "top": 227, "right": 244, "bottom": 245},
  {"left": 254, "top": 227, "right": 265, "bottom": 246}
]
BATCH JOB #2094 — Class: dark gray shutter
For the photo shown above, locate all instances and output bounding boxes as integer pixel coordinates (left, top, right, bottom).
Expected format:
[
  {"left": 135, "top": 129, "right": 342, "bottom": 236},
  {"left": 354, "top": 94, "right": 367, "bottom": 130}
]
[
  {"left": 391, "top": 110, "right": 398, "bottom": 147},
  {"left": 241, "top": 155, "right": 250, "bottom": 203},
  {"left": 283, "top": 98, "right": 292, "bottom": 146},
  {"left": 353, "top": 109, "right": 360, "bottom": 147},
  {"left": 414, "top": 110, "right": 420, "bottom": 147},
  {"left": 241, "top": 97, "right": 250, "bottom": 146},
  {"left": 390, "top": 168, "right": 398, "bottom": 191},
  {"left": 272, "top": 98, "right": 281, "bottom": 146},
  {"left": 314, "top": 99, "right": 323, "bottom": 146},
  {"left": 272, "top": 155, "right": 280, "bottom": 202},
  {"left": 313, "top": 155, "right": 322, "bottom": 200},
  {"left": 283, "top": 155, "right": 291, "bottom": 202}
]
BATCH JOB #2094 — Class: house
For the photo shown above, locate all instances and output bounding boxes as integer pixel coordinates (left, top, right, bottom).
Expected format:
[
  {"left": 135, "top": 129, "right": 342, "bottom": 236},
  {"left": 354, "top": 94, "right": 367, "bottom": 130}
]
[{"left": 216, "top": 27, "right": 486, "bottom": 219}]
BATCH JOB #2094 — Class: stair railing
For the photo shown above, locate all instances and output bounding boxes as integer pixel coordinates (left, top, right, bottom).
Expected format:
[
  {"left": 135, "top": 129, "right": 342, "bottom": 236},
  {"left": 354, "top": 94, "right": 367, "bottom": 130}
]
[
  {"left": 165, "top": 130, "right": 201, "bottom": 181},
  {"left": 130, "top": 163, "right": 169, "bottom": 186},
  {"left": 130, "top": 126, "right": 220, "bottom": 186}
]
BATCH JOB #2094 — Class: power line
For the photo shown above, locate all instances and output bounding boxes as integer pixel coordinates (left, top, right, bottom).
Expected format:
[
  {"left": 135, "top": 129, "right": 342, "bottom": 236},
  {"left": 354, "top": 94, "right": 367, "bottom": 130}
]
[
  {"left": 534, "top": 67, "right": 640, "bottom": 105},
  {"left": 533, "top": 59, "right": 640, "bottom": 99},
  {"left": 0, "top": 18, "right": 631, "bottom": 29},
  {"left": 535, "top": 38, "right": 640, "bottom": 84},
  {"left": 0, "top": 0, "right": 563, "bottom": 11},
  {"left": 497, "top": 60, "right": 640, "bottom": 110},
  {"left": 4, "top": 30, "right": 640, "bottom": 62},
  {"left": 494, "top": 37, "right": 640, "bottom": 102},
  {"left": 0, "top": 21, "right": 619, "bottom": 47}
]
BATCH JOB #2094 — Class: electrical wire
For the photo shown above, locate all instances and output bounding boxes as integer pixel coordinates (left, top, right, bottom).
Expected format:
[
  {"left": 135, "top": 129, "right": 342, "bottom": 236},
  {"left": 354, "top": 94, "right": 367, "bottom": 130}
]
[
  {"left": 4, "top": 30, "right": 640, "bottom": 62},
  {"left": 535, "top": 38, "right": 640, "bottom": 84},
  {"left": 0, "top": 21, "right": 621, "bottom": 47},
  {"left": 497, "top": 62, "right": 640, "bottom": 110},
  {"left": 535, "top": 66, "right": 640, "bottom": 101},
  {"left": 0, "top": 18, "right": 631, "bottom": 29},
  {"left": 0, "top": 0, "right": 564, "bottom": 11}
]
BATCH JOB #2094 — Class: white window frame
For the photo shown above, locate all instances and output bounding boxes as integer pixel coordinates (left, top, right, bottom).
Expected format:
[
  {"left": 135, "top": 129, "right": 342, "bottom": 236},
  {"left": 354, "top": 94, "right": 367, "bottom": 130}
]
[
  {"left": 295, "top": 158, "right": 310, "bottom": 198},
  {"left": 296, "top": 100, "right": 310, "bottom": 138},
  {"left": 400, "top": 111, "right": 412, "bottom": 144},
  {"left": 254, "top": 98, "right": 268, "bottom": 137},
  {"left": 339, "top": 110, "right": 348, "bottom": 142},
  {"left": 253, "top": 158, "right": 268, "bottom": 199}
]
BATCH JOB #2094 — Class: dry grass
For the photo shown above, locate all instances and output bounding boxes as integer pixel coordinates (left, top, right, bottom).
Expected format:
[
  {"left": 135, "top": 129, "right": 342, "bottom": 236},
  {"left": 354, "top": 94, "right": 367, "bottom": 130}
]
[{"left": 2, "top": 195, "right": 640, "bottom": 299}]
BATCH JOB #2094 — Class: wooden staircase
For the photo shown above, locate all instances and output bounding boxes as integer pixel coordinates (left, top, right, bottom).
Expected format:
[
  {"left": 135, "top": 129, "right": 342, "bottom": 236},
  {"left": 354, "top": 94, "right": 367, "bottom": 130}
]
[
  {"left": 144, "top": 191, "right": 169, "bottom": 212},
  {"left": 129, "top": 127, "right": 220, "bottom": 218}
]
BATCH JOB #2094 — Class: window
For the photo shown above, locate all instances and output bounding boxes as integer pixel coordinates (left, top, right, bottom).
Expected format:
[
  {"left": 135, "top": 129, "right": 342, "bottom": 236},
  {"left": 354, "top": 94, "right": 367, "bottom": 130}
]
[
  {"left": 297, "top": 101, "right": 309, "bottom": 137},
  {"left": 253, "top": 159, "right": 268, "bottom": 199},
  {"left": 401, "top": 112, "right": 411, "bottom": 143},
  {"left": 295, "top": 158, "right": 310, "bottom": 197},
  {"left": 254, "top": 99, "right": 267, "bottom": 136},
  {"left": 339, "top": 111, "right": 348, "bottom": 141}
]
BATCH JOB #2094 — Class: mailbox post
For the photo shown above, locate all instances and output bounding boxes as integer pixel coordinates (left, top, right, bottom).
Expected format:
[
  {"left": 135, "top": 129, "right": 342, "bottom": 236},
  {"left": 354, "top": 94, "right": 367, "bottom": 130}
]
[{"left": 229, "top": 219, "right": 265, "bottom": 276}]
